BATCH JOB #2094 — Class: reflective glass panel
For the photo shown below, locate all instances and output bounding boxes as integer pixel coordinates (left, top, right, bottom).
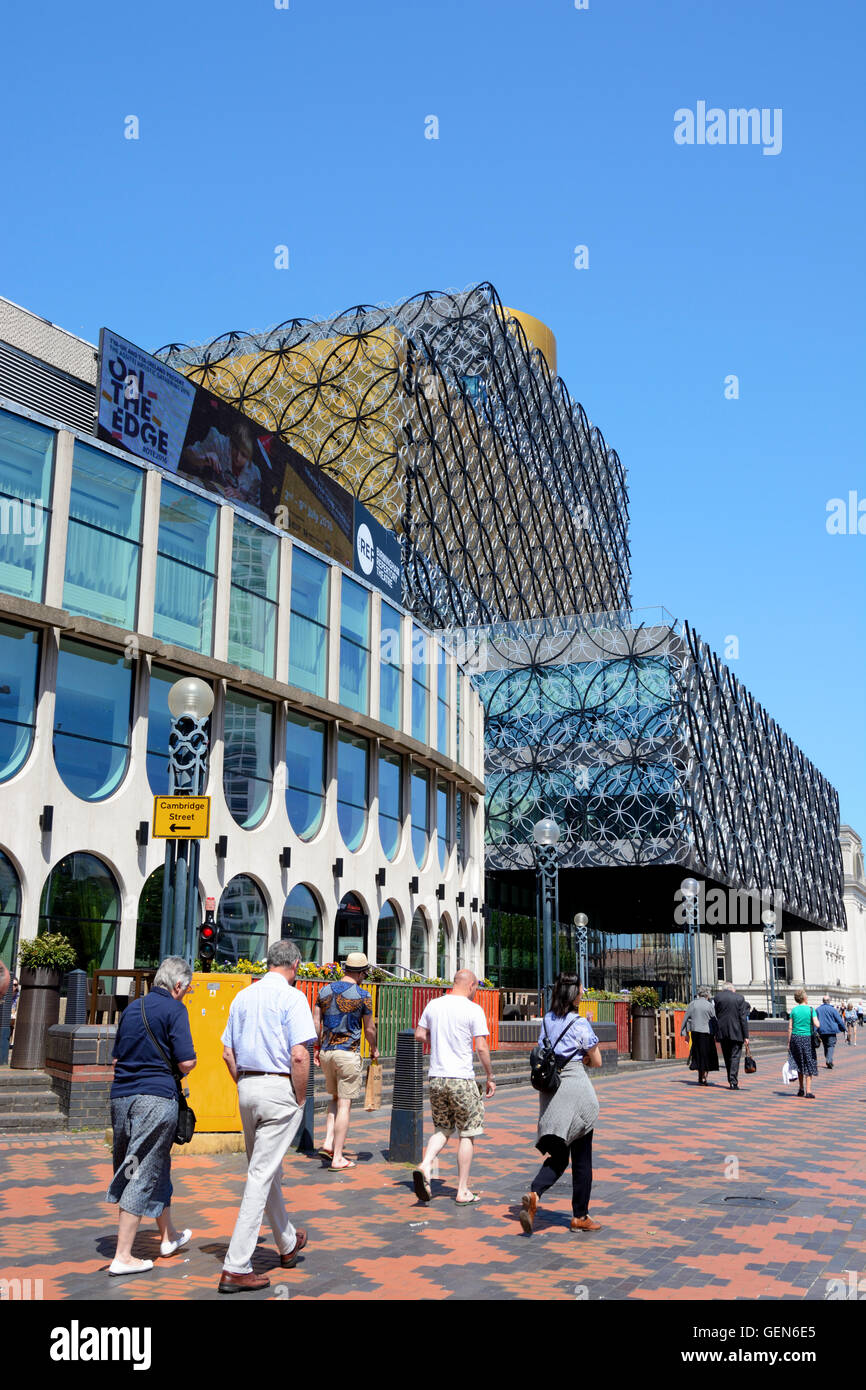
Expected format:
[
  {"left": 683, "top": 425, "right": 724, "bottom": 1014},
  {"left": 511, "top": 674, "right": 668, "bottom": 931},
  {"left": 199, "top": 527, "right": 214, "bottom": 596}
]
[
  {"left": 289, "top": 549, "right": 328, "bottom": 696},
  {"left": 411, "top": 625, "right": 428, "bottom": 743},
  {"left": 436, "top": 643, "right": 448, "bottom": 755},
  {"left": 154, "top": 482, "right": 217, "bottom": 654},
  {"left": 379, "top": 602, "right": 402, "bottom": 729},
  {"left": 39, "top": 853, "right": 120, "bottom": 975},
  {"left": 217, "top": 875, "right": 267, "bottom": 966},
  {"left": 0, "top": 849, "right": 21, "bottom": 970},
  {"left": 411, "top": 764, "right": 429, "bottom": 868},
  {"left": 54, "top": 638, "right": 132, "bottom": 800},
  {"left": 63, "top": 442, "right": 142, "bottom": 629},
  {"left": 337, "top": 732, "right": 368, "bottom": 852},
  {"left": 146, "top": 663, "right": 211, "bottom": 796},
  {"left": 339, "top": 577, "right": 369, "bottom": 714},
  {"left": 136, "top": 867, "right": 164, "bottom": 970},
  {"left": 410, "top": 910, "right": 427, "bottom": 975},
  {"left": 285, "top": 711, "right": 325, "bottom": 840},
  {"left": 378, "top": 750, "right": 402, "bottom": 861},
  {"left": 229, "top": 517, "right": 278, "bottom": 675},
  {"left": 0, "top": 409, "right": 53, "bottom": 602},
  {"left": 281, "top": 884, "right": 323, "bottom": 964},
  {"left": 437, "top": 780, "right": 450, "bottom": 870},
  {"left": 376, "top": 902, "right": 400, "bottom": 968},
  {"left": 0, "top": 621, "right": 39, "bottom": 782},
  {"left": 224, "top": 689, "right": 273, "bottom": 828}
]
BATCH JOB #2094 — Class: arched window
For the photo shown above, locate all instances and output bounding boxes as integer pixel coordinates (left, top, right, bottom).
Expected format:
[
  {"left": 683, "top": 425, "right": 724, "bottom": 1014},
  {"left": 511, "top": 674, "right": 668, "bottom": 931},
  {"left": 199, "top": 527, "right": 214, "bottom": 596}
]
[
  {"left": 39, "top": 853, "right": 120, "bottom": 976},
  {"left": 376, "top": 902, "right": 400, "bottom": 969},
  {"left": 335, "top": 892, "right": 368, "bottom": 959},
  {"left": 147, "top": 664, "right": 204, "bottom": 796},
  {"left": 136, "top": 867, "right": 165, "bottom": 970},
  {"left": 0, "top": 850, "right": 21, "bottom": 970},
  {"left": 437, "top": 922, "right": 450, "bottom": 980},
  {"left": 337, "top": 732, "right": 369, "bottom": 852},
  {"left": 217, "top": 876, "right": 268, "bottom": 966},
  {"left": 410, "top": 910, "right": 428, "bottom": 976},
  {"left": 411, "top": 765, "right": 429, "bottom": 869},
  {"left": 457, "top": 920, "right": 467, "bottom": 972},
  {"left": 0, "top": 621, "right": 39, "bottom": 783},
  {"left": 54, "top": 638, "right": 132, "bottom": 801},
  {"left": 378, "top": 750, "right": 402, "bottom": 860},
  {"left": 224, "top": 689, "right": 273, "bottom": 829},
  {"left": 285, "top": 711, "right": 326, "bottom": 840},
  {"left": 436, "top": 779, "right": 451, "bottom": 871},
  {"left": 282, "top": 884, "right": 323, "bottom": 965}
]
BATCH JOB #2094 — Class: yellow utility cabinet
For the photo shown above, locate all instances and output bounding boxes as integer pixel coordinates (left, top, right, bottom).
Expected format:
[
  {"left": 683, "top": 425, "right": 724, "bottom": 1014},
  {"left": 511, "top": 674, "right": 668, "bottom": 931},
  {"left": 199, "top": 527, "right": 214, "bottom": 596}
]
[{"left": 183, "top": 973, "right": 253, "bottom": 1132}]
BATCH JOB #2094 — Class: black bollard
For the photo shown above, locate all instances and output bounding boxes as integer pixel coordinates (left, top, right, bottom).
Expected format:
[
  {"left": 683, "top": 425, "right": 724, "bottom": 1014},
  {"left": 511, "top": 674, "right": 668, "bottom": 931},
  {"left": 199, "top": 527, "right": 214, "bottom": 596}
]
[
  {"left": 65, "top": 970, "right": 88, "bottom": 1027},
  {"left": 293, "top": 1041, "right": 315, "bottom": 1152},
  {"left": 388, "top": 1029, "right": 423, "bottom": 1164}
]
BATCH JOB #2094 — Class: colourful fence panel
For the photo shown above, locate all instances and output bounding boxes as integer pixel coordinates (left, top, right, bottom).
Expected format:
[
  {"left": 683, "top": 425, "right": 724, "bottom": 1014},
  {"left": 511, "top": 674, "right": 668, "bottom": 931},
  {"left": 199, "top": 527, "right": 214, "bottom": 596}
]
[
  {"left": 295, "top": 978, "right": 377, "bottom": 1056},
  {"left": 476, "top": 988, "right": 500, "bottom": 1051},
  {"left": 592, "top": 1000, "right": 616, "bottom": 1023},
  {"left": 578, "top": 1001, "right": 597, "bottom": 1023},
  {"left": 614, "top": 1000, "right": 630, "bottom": 1053},
  {"left": 672, "top": 1009, "right": 690, "bottom": 1059},
  {"left": 376, "top": 982, "right": 414, "bottom": 1056}
]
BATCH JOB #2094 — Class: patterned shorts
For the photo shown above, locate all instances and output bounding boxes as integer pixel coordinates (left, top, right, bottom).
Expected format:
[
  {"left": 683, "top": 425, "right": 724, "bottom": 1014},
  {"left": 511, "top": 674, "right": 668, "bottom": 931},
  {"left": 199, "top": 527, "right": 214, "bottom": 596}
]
[{"left": 429, "top": 1077, "right": 485, "bottom": 1138}]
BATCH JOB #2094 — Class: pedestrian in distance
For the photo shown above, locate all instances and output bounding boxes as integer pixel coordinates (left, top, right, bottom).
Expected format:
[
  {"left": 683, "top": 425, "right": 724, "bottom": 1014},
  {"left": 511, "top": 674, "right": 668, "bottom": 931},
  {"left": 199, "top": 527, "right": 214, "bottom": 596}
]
[
  {"left": 219, "top": 939, "right": 316, "bottom": 1293},
  {"left": 816, "top": 996, "right": 846, "bottom": 1069},
  {"left": 844, "top": 1002, "right": 858, "bottom": 1046},
  {"left": 787, "top": 989, "right": 820, "bottom": 1098},
  {"left": 0, "top": 961, "right": 9, "bottom": 1000},
  {"left": 412, "top": 969, "right": 495, "bottom": 1205},
  {"left": 520, "top": 973, "right": 603, "bottom": 1235},
  {"left": 313, "top": 952, "right": 379, "bottom": 1169},
  {"left": 105, "top": 956, "right": 196, "bottom": 1276},
  {"left": 680, "top": 985, "right": 719, "bottom": 1085},
  {"left": 713, "top": 982, "right": 752, "bottom": 1090}
]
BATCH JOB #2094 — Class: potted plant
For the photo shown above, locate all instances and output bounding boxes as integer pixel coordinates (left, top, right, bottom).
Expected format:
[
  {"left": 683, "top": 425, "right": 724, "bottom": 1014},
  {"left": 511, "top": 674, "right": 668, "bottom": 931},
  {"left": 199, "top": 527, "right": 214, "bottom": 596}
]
[
  {"left": 11, "top": 934, "right": 77, "bottom": 1069},
  {"left": 629, "top": 985, "right": 660, "bottom": 1062}
]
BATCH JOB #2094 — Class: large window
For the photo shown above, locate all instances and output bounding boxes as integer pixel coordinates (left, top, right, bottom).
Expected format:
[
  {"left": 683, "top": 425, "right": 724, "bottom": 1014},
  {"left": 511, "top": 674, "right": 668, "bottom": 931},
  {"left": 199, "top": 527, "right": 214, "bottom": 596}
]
[
  {"left": 456, "top": 673, "right": 463, "bottom": 766},
  {"left": 224, "top": 690, "right": 273, "bottom": 829},
  {"left": 229, "top": 518, "right": 278, "bottom": 675},
  {"left": 289, "top": 549, "right": 328, "bottom": 696},
  {"left": 436, "top": 779, "right": 452, "bottom": 871},
  {"left": 411, "top": 624, "right": 428, "bottom": 744},
  {"left": 411, "top": 764, "right": 429, "bottom": 868},
  {"left": 281, "top": 884, "right": 323, "bottom": 964},
  {"left": 435, "top": 643, "right": 449, "bottom": 756},
  {"left": 339, "top": 576, "right": 370, "bottom": 714},
  {"left": 0, "top": 850, "right": 21, "bottom": 970},
  {"left": 146, "top": 664, "right": 211, "bottom": 796},
  {"left": 154, "top": 482, "right": 217, "bottom": 654},
  {"left": 379, "top": 601, "right": 402, "bottom": 729},
  {"left": 136, "top": 867, "right": 164, "bottom": 970},
  {"left": 285, "top": 711, "right": 326, "bottom": 840},
  {"left": 63, "top": 442, "right": 142, "bottom": 630},
  {"left": 39, "top": 853, "right": 120, "bottom": 976},
  {"left": 378, "top": 750, "right": 402, "bottom": 861},
  {"left": 217, "top": 875, "right": 268, "bottom": 966},
  {"left": 376, "top": 902, "right": 400, "bottom": 968},
  {"left": 0, "top": 408, "right": 53, "bottom": 603},
  {"left": 0, "top": 621, "right": 39, "bottom": 783},
  {"left": 437, "top": 922, "right": 450, "bottom": 979},
  {"left": 456, "top": 791, "right": 466, "bottom": 869},
  {"left": 54, "top": 638, "right": 132, "bottom": 800},
  {"left": 337, "top": 732, "right": 369, "bottom": 852},
  {"left": 410, "top": 910, "right": 428, "bottom": 975}
]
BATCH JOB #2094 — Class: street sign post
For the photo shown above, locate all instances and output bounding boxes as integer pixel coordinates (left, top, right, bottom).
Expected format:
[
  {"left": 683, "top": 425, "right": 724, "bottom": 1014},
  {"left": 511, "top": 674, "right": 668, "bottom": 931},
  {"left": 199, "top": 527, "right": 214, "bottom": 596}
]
[{"left": 152, "top": 796, "right": 211, "bottom": 840}]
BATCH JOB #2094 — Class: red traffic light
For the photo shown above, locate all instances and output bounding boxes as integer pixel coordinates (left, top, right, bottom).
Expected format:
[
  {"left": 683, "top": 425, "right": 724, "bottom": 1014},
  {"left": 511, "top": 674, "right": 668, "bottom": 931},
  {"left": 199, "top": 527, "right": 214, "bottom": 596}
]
[{"left": 201, "top": 925, "right": 215, "bottom": 940}]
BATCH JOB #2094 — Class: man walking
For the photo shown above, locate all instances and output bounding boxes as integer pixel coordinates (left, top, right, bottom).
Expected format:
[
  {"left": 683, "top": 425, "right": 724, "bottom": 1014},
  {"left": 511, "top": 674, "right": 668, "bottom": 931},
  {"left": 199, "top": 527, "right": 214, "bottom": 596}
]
[
  {"left": 412, "top": 969, "right": 495, "bottom": 1205},
  {"left": 713, "top": 981, "right": 751, "bottom": 1090},
  {"left": 313, "top": 952, "right": 379, "bottom": 1169},
  {"left": 816, "top": 996, "right": 846, "bottom": 1069},
  {"left": 219, "top": 940, "right": 316, "bottom": 1293}
]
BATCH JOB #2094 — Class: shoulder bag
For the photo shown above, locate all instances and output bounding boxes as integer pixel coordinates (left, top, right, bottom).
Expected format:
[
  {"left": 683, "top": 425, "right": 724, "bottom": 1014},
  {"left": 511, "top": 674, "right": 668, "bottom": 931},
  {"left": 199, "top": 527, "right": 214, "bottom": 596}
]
[
  {"left": 139, "top": 998, "right": 196, "bottom": 1145},
  {"left": 529, "top": 1015, "right": 579, "bottom": 1095}
]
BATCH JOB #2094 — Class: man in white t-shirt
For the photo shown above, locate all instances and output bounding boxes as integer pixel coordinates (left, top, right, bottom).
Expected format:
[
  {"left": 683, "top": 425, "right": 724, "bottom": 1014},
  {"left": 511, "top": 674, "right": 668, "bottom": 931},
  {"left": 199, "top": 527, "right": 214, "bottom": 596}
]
[{"left": 412, "top": 969, "right": 495, "bottom": 1205}]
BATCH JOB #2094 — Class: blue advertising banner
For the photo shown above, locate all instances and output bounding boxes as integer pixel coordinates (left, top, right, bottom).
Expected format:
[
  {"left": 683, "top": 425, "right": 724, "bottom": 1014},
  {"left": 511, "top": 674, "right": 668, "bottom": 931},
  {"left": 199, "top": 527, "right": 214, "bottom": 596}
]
[{"left": 353, "top": 504, "right": 402, "bottom": 603}]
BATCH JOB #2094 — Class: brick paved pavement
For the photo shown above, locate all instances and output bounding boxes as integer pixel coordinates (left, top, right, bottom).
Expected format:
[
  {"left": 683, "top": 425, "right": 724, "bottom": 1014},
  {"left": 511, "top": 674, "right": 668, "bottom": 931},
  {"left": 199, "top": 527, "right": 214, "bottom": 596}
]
[{"left": 2, "top": 1044, "right": 865, "bottom": 1302}]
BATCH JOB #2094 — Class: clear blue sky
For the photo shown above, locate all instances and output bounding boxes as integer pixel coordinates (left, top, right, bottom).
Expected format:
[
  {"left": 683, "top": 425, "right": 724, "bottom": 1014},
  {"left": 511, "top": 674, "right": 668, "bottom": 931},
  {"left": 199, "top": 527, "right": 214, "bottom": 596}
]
[{"left": 2, "top": 0, "right": 864, "bottom": 831}]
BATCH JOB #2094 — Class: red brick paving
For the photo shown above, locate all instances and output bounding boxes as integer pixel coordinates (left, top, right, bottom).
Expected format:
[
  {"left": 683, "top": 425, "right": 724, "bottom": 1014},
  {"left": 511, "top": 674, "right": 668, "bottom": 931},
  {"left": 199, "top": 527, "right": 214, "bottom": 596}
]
[{"left": 2, "top": 1046, "right": 866, "bottom": 1301}]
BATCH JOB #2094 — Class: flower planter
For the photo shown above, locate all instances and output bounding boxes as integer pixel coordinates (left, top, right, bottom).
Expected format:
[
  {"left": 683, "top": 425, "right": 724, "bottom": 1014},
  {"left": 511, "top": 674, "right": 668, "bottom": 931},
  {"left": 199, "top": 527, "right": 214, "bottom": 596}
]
[
  {"left": 630, "top": 1005, "right": 657, "bottom": 1062},
  {"left": 11, "top": 967, "right": 62, "bottom": 1069}
]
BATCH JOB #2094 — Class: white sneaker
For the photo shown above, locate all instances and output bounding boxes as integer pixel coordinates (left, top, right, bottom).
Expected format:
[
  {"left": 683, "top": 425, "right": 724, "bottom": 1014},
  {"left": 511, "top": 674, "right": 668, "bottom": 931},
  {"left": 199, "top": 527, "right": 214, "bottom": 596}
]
[
  {"left": 108, "top": 1258, "right": 154, "bottom": 1276},
  {"left": 160, "top": 1229, "right": 192, "bottom": 1257}
]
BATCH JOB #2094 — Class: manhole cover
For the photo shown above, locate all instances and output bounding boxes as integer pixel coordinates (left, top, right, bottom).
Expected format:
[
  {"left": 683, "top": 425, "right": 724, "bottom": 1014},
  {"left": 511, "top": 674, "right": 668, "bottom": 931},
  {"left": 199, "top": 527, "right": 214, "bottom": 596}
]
[{"left": 722, "top": 1194, "right": 778, "bottom": 1207}]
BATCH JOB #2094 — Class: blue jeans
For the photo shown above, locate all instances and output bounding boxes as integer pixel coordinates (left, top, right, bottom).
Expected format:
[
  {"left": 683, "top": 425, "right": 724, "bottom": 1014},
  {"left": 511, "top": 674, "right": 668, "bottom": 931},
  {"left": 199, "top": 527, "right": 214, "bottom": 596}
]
[{"left": 820, "top": 1033, "right": 838, "bottom": 1064}]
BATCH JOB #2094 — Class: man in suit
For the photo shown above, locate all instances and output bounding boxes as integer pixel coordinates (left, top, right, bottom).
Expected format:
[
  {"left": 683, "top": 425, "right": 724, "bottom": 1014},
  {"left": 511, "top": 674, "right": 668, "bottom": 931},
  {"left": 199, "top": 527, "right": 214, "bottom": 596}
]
[{"left": 713, "top": 982, "right": 751, "bottom": 1089}]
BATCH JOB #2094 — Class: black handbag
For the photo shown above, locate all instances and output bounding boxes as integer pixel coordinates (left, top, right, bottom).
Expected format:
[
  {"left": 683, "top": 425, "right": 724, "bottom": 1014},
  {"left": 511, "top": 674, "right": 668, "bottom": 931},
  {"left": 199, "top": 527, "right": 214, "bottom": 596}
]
[
  {"left": 139, "top": 998, "right": 196, "bottom": 1145},
  {"left": 529, "top": 1016, "right": 577, "bottom": 1094},
  {"left": 744, "top": 1050, "right": 757, "bottom": 1074}
]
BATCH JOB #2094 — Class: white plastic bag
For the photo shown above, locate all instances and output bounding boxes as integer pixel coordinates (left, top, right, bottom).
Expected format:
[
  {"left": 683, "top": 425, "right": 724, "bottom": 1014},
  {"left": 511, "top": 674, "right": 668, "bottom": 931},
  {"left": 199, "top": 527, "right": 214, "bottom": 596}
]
[{"left": 782, "top": 1058, "right": 799, "bottom": 1085}]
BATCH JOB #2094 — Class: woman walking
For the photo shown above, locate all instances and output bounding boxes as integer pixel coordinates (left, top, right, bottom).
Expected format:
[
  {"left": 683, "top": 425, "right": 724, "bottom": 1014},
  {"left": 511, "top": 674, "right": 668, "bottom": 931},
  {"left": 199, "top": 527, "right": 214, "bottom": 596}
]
[
  {"left": 680, "top": 986, "right": 719, "bottom": 1085},
  {"left": 844, "top": 1002, "right": 858, "bottom": 1046},
  {"left": 105, "top": 956, "right": 197, "bottom": 1274},
  {"left": 787, "top": 988, "right": 819, "bottom": 1099},
  {"left": 520, "top": 974, "right": 603, "bottom": 1235}
]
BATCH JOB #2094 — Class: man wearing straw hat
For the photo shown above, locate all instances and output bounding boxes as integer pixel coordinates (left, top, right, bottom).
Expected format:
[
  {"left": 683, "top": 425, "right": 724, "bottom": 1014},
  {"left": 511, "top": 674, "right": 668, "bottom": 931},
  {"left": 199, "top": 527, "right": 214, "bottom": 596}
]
[{"left": 314, "top": 952, "right": 379, "bottom": 1170}]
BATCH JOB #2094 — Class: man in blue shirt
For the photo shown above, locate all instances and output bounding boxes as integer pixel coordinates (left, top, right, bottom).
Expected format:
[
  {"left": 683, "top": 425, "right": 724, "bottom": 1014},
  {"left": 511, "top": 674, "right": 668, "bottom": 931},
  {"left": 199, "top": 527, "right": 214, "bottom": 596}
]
[
  {"left": 816, "top": 996, "right": 846, "bottom": 1069},
  {"left": 219, "top": 939, "right": 316, "bottom": 1293},
  {"left": 313, "top": 952, "right": 379, "bottom": 1170}
]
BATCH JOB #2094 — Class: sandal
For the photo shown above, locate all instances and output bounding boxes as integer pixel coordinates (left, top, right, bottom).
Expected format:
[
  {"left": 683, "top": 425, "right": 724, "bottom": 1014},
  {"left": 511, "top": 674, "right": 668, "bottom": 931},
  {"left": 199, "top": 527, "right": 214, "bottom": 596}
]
[
  {"left": 329, "top": 1158, "right": 356, "bottom": 1170},
  {"left": 412, "top": 1169, "right": 432, "bottom": 1203},
  {"left": 319, "top": 1148, "right": 357, "bottom": 1160},
  {"left": 454, "top": 1191, "right": 483, "bottom": 1205}
]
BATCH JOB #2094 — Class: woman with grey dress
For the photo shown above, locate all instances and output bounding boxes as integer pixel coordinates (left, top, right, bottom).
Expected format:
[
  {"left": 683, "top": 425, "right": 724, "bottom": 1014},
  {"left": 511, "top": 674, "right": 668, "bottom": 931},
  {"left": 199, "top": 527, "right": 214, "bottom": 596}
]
[
  {"left": 520, "top": 975, "right": 603, "bottom": 1235},
  {"left": 681, "top": 986, "right": 719, "bottom": 1085}
]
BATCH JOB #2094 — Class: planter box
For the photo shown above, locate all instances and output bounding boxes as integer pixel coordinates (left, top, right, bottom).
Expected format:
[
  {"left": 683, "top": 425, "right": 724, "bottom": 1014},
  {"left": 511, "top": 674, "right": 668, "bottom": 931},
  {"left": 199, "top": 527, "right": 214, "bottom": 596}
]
[{"left": 11, "top": 968, "right": 62, "bottom": 1069}]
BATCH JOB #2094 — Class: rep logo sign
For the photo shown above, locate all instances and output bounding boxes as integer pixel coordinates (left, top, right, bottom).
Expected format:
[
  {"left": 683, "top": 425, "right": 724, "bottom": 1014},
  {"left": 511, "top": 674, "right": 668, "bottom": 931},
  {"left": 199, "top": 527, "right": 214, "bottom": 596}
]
[{"left": 356, "top": 522, "right": 375, "bottom": 576}]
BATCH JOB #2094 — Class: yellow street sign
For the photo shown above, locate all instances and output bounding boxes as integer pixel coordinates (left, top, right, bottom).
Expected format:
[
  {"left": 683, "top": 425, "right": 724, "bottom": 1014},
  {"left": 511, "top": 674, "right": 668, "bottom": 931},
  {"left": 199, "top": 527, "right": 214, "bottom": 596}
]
[{"left": 152, "top": 796, "right": 211, "bottom": 839}]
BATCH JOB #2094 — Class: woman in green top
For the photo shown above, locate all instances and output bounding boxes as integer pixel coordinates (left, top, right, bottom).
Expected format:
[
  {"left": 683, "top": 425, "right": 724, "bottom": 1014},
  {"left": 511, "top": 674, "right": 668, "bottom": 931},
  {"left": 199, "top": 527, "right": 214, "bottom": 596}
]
[{"left": 787, "top": 989, "right": 819, "bottom": 1098}]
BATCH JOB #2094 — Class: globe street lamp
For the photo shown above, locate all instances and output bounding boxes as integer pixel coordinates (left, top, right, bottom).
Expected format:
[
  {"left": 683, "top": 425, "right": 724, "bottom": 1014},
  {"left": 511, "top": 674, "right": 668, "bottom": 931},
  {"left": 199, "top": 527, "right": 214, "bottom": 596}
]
[
  {"left": 681, "top": 877, "right": 701, "bottom": 998},
  {"left": 533, "top": 817, "right": 561, "bottom": 1007},
  {"left": 574, "top": 912, "right": 589, "bottom": 988},
  {"left": 159, "top": 677, "right": 214, "bottom": 967},
  {"left": 761, "top": 907, "right": 778, "bottom": 1018}
]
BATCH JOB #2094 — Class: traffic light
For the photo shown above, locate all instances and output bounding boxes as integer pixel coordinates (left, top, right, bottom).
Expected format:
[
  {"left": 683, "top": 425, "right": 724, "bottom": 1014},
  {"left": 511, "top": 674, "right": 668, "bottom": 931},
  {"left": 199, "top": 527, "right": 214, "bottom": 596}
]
[{"left": 199, "top": 896, "right": 217, "bottom": 971}]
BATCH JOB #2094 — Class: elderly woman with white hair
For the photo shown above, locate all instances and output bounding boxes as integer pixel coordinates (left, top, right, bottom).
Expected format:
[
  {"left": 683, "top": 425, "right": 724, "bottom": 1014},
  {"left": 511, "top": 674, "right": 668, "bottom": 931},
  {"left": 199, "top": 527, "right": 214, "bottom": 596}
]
[
  {"left": 105, "top": 956, "right": 197, "bottom": 1275},
  {"left": 680, "top": 985, "right": 719, "bottom": 1085}
]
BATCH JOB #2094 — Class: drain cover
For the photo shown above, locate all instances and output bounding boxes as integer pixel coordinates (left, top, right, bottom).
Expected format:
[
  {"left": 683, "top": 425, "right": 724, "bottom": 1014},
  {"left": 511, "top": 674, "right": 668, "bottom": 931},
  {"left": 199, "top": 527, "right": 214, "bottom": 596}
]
[{"left": 722, "top": 1194, "right": 778, "bottom": 1206}]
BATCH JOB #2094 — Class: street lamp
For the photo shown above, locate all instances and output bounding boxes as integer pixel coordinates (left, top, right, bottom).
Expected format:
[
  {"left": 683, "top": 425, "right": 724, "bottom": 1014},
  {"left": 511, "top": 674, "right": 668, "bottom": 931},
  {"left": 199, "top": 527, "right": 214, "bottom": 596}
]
[
  {"left": 159, "top": 677, "right": 214, "bottom": 967},
  {"left": 574, "top": 912, "right": 589, "bottom": 988},
  {"left": 681, "top": 877, "right": 701, "bottom": 998},
  {"left": 761, "top": 908, "right": 778, "bottom": 1018},
  {"left": 533, "top": 817, "right": 561, "bottom": 1006}
]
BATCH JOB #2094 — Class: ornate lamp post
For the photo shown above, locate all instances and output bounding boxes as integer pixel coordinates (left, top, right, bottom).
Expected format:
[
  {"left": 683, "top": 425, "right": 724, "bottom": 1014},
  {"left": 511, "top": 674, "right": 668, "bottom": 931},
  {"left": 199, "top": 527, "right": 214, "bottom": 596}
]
[
  {"left": 574, "top": 912, "right": 589, "bottom": 988},
  {"left": 761, "top": 908, "right": 778, "bottom": 1018},
  {"left": 681, "top": 878, "right": 701, "bottom": 998},
  {"left": 158, "top": 677, "right": 214, "bottom": 967},
  {"left": 533, "top": 817, "right": 561, "bottom": 1007}
]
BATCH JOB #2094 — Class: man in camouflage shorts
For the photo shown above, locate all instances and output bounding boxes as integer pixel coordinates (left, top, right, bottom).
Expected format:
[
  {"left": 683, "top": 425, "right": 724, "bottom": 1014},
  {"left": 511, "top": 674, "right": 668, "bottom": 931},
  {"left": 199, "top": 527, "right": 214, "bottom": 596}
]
[{"left": 413, "top": 970, "right": 495, "bottom": 1204}]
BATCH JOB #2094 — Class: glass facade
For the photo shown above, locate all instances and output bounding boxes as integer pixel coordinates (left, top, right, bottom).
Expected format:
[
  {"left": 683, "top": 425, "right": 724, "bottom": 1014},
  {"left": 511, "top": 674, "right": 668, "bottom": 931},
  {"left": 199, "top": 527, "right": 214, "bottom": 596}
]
[
  {"left": 0, "top": 849, "right": 20, "bottom": 970},
  {"left": 339, "top": 576, "right": 370, "bottom": 714},
  {"left": 39, "top": 853, "right": 120, "bottom": 976},
  {"left": 54, "top": 638, "right": 132, "bottom": 800},
  {"left": 281, "top": 883, "right": 323, "bottom": 964},
  {"left": 285, "top": 711, "right": 326, "bottom": 840},
  {"left": 154, "top": 482, "right": 217, "bottom": 654},
  {"left": 146, "top": 663, "right": 208, "bottom": 796},
  {"left": 0, "top": 408, "right": 53, "bottom": 603},
  {"left": 411, "top": 764, "right": 429, "bottom": 868},
  {"left": 136, "top": 866, "right": 164, "bottom": 970},
  {"left": 63, "top": 441, "right": 142, "bottom": 629},
  {"left": 436, "top": 922, "right": 448, "bottom": 978},
  {"left": 289, "top": 549, "right": 328, "bottom": 696},
  {"left": 456, "top": 925, "right": 466, "bottom": 971},
  {"left": 223, "top": 690, "right": 273, "bottom": 829},
  {"left": 0, "top": 621, "right": 39, "bottom": 783},
  {"left": 436, "top": 779, "right": 451, "bottom": 871},
  {"left": 411, "top": 624, "right": 428, "bottom": 743},
  {"left": 456, "top": 791, "right": 466, "bottom": 869},
  {"left": 376, "top": 902, "right": 400, "bottom": 968},
  {"left": 435, "top": 642, "right": 448, "bottom": 755},
  {"left": 378, "top": 750, "right": 402, "bottom": 861},
  {"left": 217, "top": 875, "right": 267, "bottom": 965},
  {"left": 410, "top": 909, "right": 427, "bottom": 975},
  {"left": 337, "top": 732, "right": 369, "bottom": 852},
  {"left": 228, "top": 517, "right": 278, "bottom": 675},
  {"left": 379, "top": 601, "right": 402, "bottom": 729}
]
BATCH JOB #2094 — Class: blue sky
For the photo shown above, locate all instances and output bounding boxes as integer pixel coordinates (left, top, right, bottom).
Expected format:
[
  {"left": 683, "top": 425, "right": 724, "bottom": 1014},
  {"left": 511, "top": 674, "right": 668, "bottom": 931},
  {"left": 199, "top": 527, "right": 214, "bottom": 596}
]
[{"left": 2, "top": 0, "right": 864, "bottom": 830}]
